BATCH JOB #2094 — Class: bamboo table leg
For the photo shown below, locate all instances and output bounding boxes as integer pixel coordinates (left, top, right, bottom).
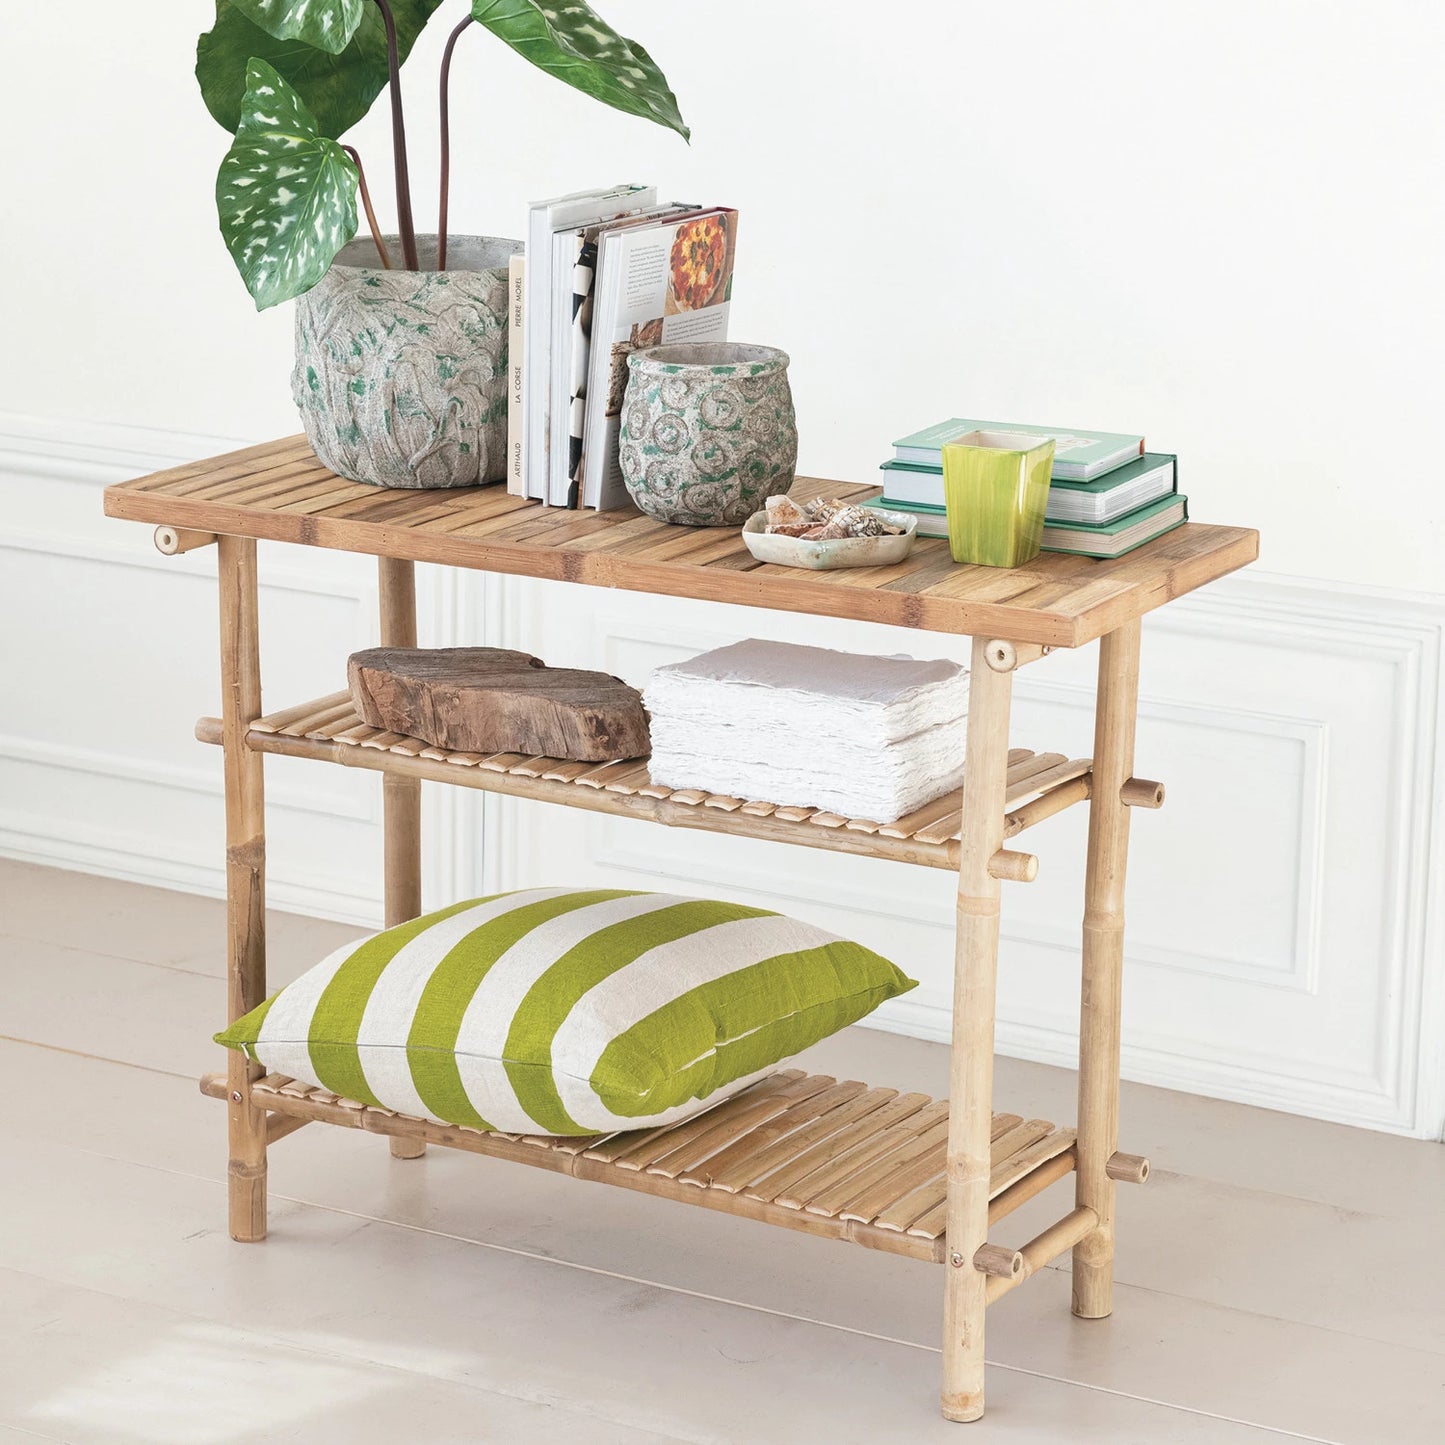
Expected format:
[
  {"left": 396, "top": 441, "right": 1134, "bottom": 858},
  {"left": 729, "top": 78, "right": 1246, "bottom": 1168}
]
[
  {"left": 941, "top": 635, "right": 1016, "bottom": 1422},
  {"left": 1073, "top": 617, "right": 1141, "bottom": 1317},
  {"left": 378, "top": 557, "right": 426, "bottom": 1160},
  {"left": 219, "top": 535, "right": 268, "bottom": 1241}
]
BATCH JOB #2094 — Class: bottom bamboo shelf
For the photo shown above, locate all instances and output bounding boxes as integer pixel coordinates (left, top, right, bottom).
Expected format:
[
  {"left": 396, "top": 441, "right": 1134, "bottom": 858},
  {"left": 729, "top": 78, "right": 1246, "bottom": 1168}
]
[{"left": 201, "top": 1069, "right": 1077, "bottom": 1266}]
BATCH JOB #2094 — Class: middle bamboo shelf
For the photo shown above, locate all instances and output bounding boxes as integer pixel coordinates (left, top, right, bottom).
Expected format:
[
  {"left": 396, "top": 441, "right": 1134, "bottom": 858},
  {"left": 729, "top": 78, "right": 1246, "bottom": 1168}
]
[{"left": 195, "top": 692, "right": 1094, "bottom": 872}]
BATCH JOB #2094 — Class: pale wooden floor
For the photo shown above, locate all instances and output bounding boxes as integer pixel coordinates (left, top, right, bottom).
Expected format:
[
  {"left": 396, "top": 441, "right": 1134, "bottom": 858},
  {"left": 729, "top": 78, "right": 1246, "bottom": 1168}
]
[{"left": 2, "top": 860, "right": 1442, "bottom": 1444}]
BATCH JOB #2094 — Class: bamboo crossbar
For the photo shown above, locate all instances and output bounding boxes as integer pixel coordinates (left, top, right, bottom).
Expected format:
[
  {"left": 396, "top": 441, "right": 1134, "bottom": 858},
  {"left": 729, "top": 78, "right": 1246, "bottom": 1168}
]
[
  {"left": 985, "top": 1205, "right": 1100, "bottom": 1305},
  {"left": 193, "top": 705, "right": 1094, "bottom": 872},
  {"left": 265, "top": 1111, "right": 311, "bottom": 1145}
]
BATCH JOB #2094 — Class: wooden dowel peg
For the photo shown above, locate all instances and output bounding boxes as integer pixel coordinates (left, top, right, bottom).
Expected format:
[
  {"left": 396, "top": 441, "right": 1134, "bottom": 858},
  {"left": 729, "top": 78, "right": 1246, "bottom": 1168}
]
[
  {"left": 1120, "top": 777, "right": 1165, "bottom": 809},
  {"left": 983, "top": 640, "right": 1052, "bottom": 674},
  {"left": 988, "top": 849, "right": 1038, "bottom": 883},
  {"left": 972, "top": 1244, "right": 1024, "bottom": 1279},
  {"left": 155, "top": 525, "right": 218, "bottom": 555},
  {"left": 1105, "top": 1151, "right": 1150, "bottom": 1184}
]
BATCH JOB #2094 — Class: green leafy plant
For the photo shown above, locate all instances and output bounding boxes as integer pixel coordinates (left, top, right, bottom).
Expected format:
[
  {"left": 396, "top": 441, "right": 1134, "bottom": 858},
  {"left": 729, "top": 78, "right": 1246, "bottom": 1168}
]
[{"left": 197, "top": 1, "right": 689, "bottom": 309}]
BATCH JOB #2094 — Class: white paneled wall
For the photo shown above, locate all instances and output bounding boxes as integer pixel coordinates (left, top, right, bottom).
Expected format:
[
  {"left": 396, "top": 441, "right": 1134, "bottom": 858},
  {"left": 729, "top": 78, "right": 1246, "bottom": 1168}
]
[
  {"left": 480, "top": 574, "right": 1445, "bottom": 1140},
  {"left": 0, "top": 415, "right": 485, "bottom": 926}
]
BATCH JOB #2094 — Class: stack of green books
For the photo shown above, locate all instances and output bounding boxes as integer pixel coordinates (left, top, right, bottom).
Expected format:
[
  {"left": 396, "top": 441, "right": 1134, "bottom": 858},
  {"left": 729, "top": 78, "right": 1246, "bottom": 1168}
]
[{"left": 865, "top": 418, "right": 1188, "bottom": 559}]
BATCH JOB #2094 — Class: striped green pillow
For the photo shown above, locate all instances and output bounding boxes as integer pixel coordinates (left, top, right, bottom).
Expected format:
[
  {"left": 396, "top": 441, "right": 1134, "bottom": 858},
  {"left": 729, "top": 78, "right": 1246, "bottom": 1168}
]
[{"left": 216, "top": 888, "right": 917, "bottom": 1136}]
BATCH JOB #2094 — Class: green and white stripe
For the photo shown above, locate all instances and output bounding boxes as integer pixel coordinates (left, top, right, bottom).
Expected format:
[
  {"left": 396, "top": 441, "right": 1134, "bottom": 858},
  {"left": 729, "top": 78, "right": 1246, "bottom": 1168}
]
[{"left": 218, "top": 888, "right": 916, "bottom": 1136}]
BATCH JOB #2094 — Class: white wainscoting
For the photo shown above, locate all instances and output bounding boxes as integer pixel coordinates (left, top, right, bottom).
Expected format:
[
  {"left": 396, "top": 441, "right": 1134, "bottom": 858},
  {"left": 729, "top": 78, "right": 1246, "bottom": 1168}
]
[
  {"left": 0, "top": 413, "right": 483, "bottom": 928},
  {"left": 480, "top": 572, "right": 1445, "bottom": 1140},
  {"left": 3, "top": 413, "right": 1442, "bottom": 1138}
]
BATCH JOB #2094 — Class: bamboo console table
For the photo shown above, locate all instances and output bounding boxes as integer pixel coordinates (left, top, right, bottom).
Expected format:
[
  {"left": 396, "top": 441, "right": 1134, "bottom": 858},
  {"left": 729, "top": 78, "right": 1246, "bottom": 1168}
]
[{"left": 105, "top": 437, "right": 1257, "bottom": 1423}]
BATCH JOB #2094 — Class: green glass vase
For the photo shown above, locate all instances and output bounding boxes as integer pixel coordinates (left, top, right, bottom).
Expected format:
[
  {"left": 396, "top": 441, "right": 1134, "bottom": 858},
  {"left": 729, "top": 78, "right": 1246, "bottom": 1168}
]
[{"left": 941, "top": 431, "right": 1056, "bottom": 567}]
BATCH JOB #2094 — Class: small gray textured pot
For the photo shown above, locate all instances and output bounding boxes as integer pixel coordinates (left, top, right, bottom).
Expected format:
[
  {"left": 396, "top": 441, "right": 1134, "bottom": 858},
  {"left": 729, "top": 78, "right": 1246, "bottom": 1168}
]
[
  {"left": 619, "top": 343, "right": 798, "bottom": 526},
  {"left": 293, "top": 234, "right": 521, "bottom": 490}
]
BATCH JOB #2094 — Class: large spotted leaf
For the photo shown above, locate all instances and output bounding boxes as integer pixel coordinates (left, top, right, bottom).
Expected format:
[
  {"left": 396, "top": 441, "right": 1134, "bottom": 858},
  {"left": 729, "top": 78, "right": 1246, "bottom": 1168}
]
[
  {"left": 470, "top": 0, "right": 689, "bottom": 139},
  {"left": 196, "top": 0, "right": 446, "bottom": 138},
  {"left": 216, "top": 59, "right": 359, "bottom": 310},
  {"left": 229, "top": 0, "right": 366, "bottom": 54}
]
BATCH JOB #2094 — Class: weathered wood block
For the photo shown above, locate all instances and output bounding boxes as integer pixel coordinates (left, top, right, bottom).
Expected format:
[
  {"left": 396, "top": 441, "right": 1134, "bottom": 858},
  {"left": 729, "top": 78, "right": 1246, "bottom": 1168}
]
[{"left": 348, "top": 647, "right": 650, "bottom": 763}]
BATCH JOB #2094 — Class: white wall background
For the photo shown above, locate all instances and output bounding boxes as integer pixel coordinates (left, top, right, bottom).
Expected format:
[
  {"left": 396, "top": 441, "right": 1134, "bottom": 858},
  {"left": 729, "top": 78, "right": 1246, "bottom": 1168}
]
[{"left": 1, "top": 2, "right": 1442, "bottom": 1135}]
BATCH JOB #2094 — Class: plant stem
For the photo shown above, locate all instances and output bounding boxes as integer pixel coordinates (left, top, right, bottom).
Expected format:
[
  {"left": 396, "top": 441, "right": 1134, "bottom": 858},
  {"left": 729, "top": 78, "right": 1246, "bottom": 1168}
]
[
  {"left": 342, "top": 146, "right": 393, "bottom": 268},
  {"left": 373, "top": 0, "right": 419, "bottom": 270},
  {"left": 436, "top": 14, "right": 475, "bottom": 272}
]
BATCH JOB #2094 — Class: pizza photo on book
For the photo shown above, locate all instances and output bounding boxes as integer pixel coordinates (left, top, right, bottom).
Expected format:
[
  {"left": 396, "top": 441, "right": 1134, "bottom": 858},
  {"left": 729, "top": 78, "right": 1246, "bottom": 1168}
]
[{"left": 666, "top": 213, "right": 734, "bottom": 314}]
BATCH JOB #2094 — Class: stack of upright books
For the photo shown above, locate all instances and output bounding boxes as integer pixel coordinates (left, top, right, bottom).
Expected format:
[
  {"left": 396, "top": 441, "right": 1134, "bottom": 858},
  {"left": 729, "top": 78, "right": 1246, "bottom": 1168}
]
[
  {"left": 509, "top": 184, "right": 739, "bottom": 511},
  {"left": 867, "top": 419, "right": 1188, "bottom": 558}
]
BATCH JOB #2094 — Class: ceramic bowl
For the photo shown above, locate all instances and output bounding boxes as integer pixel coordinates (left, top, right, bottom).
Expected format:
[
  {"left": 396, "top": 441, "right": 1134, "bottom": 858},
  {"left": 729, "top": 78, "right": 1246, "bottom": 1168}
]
[{"left": 740, "top": 507, "right": 917, "bottom": 570}]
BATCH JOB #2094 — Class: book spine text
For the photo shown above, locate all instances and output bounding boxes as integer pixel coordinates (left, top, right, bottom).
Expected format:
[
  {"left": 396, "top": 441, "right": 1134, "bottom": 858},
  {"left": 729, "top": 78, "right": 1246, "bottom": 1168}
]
[{"left": 507, "top": 254, "right": 526, "bottom": 497}]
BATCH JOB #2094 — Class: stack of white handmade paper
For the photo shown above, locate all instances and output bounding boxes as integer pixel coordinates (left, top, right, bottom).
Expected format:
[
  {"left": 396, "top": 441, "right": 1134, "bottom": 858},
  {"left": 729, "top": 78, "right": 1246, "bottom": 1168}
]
[{"left": 644, "top": 639, "right": 970, "bottom": 824}]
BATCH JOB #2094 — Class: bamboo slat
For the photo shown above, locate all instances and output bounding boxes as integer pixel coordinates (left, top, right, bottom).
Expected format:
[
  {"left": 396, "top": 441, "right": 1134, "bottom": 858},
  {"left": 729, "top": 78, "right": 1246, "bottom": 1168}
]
[
  {"left": 291, "top": 701, "right": 360, "bottom": 737},
  {"left": 830, "top": 1109, "right": 975, "bottom": 1223},
  {"left": 779, "top": 1099, "right": 951, "bottom": 1213},
  {"left": 197, "top": 1068, "right": 1080, "bottom": 1266},
  {"left": 627, "top": 1076, "right": 841, "bottom": 1178},
  {"left": 579, "top": 1071, "right": 816, "bottom": 1168},
  {"left": 675, "top": 1081, "right": 869, "bottom": 1189},
  {"left": 738, "top": 1089, "right": 910, "bottom": 1203},
  {"left": 756, "top": 1092, "right": 934, "bottom": 1208},
  {"left": 194, "top": 698, "right": 1095, "bottom": 871},
  {"left": 573, "top": 759, "right": 650, "bottom": 789},
  {"left": 248, "top": 691, "right": 351, "bottom": 735},
  {"left": 358, "top": 730, "right": 412, "bottom": 751},
  {"left": 476, "top": 752, "right": 533, "bottom": 772}
]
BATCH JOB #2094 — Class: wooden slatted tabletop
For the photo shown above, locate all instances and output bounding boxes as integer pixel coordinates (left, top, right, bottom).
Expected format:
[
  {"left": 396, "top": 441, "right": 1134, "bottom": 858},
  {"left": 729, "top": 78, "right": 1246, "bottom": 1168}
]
[{"left": 104, "top": 435, "right": 1259, "bottom": 647}]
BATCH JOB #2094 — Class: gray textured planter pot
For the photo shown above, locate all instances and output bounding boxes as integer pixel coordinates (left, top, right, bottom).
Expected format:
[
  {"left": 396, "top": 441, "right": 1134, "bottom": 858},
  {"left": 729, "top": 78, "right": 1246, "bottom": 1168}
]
[
  {"left": 619, "top": 343, "right": 798, "bottom": 526},
  {"left": 292, "top": 234, "right": 521, "bottom": 490}
]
